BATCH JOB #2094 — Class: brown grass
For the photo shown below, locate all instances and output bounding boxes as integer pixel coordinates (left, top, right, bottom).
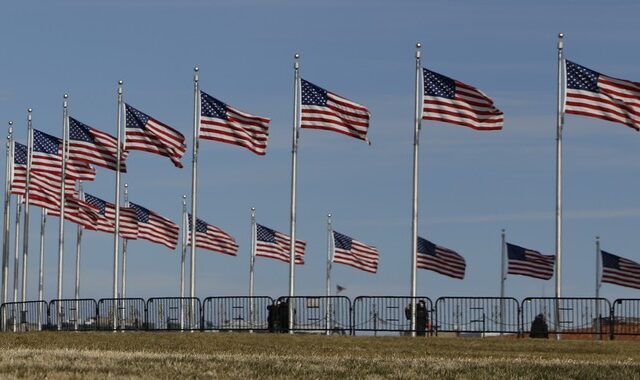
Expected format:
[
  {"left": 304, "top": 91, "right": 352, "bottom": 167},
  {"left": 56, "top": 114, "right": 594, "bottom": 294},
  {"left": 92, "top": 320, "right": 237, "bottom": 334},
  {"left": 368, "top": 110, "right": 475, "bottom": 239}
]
[{"left": 0, "top": 332, "right": 639, "bottom": 379}]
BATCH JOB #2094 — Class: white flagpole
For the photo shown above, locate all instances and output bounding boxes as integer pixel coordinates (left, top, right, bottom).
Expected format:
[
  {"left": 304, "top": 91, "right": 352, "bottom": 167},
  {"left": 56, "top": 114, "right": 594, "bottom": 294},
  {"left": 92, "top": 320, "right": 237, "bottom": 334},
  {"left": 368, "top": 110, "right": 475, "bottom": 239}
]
[
  {"left": 74, "top": 181, "right": 83, "bottom": 331},
  {"left": 2, "top": 123, "right": 13, "bottom": 306},
  {"left": 57, "top": 95, "right": 69, "bottom": 331},
  {"left": 112, "top": 81, "right": 123, "bottom": 331},
  {"left": 180, "top": 194, "right": 187, "bottom": 331},
  {"left": 325, "top": 213, "right": 332, "bottom": 336},
  {"left": 249, "top": 207, "right": 256, "bottom": 332},
  {"left": 554, "top": 33, "right": 565, "bottom": 340},
  {"left": 37, "top": 208, "right": 46, "bottom": 331},
  {"left": 595, "top": 236, "right": 601, "bottom": 339},
  {"left": 13, "top": 196, "right": 22, "bottom": 305},
  {"left": 121, "top": 183, "right": 129, "bottom": 300},
  {"left": 21, "top": 109, "right": 33, "bottom": 303},
  {"left": 410, "top": 42, "right": 422, "bottom": 337},
  {"left": 288, "top": 53, "right": 301, "bottom": 333},
  {"left": 190, "top": 67, "right": 200, "bottom": 306},
  {"left": 500, "top": 229, "right": 506, "bottom": 334}
]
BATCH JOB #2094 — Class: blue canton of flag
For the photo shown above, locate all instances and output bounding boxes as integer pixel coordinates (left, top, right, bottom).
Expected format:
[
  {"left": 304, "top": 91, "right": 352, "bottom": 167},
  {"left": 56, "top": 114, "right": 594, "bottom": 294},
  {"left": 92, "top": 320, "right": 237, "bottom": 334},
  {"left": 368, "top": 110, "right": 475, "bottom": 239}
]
[
  {"left": 416, "top": 237, "right": 466, "bottom": 279},
  {"left": 255, "top": 223, "right": 305, "bottom": 264},
  {"left": 332, "top": 230, "right": 379, "bottom": 273}
]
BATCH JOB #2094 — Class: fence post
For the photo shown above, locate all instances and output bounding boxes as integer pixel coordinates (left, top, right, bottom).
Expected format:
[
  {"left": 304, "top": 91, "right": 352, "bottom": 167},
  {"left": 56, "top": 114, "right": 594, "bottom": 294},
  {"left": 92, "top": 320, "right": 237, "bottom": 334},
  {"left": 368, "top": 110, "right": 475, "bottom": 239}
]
[{"left": 609, "top": 304, "right": 615, "bottom": 341}]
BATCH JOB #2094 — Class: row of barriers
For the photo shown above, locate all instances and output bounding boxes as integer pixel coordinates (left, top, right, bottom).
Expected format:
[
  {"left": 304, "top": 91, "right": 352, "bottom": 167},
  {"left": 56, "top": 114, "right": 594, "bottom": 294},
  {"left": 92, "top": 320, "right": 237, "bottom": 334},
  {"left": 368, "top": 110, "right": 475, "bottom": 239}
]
[{"left": 2, "top": 296, "right": 640, "bottom": 339}]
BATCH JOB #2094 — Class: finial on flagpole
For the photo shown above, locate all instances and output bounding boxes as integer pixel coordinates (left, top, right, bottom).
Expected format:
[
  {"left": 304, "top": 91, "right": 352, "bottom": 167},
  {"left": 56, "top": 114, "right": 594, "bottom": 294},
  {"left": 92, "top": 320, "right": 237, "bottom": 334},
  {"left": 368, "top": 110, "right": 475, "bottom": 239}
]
[
  {"left": 63, "top": 94, "right": 68, "bottom": 108},
  {"left": 194, "top": 66, "right": 199, "bottom": 83},
  {"left": 8, "top": 121, "right": 13, "bottom": 135},
  {"left": 327, "top": 213, "right": 331, "bottom": 218},
  {"left": 251, "top": 207, "right": 255, "bottom": 212},
  {"left": 416, "top": 43, "right": 421, "bottom": 59},
  {"left": 558, "top": 33, "right": 564, "bottom": 49},
  {"left": 294, "top": 53, "right": 300, "bottom": 70},
  {"left": 27, "top": 109, "right": 32, "bottom": 122}
]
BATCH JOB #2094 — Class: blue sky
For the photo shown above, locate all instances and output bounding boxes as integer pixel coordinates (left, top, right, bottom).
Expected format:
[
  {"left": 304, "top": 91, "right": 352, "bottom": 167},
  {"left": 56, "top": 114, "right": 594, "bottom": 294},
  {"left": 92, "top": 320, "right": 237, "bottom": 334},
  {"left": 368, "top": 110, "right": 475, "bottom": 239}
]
[{"left": 1, "top": 0, "right": 639, "bottom": 302}]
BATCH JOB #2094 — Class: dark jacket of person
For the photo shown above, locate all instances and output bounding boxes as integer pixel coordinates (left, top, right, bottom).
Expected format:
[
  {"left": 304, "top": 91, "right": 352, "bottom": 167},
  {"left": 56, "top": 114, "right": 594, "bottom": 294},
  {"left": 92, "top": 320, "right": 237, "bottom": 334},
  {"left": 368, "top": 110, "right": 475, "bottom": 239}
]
[{"left": 529, "top": 314, "right": 549, "bottom": 338}]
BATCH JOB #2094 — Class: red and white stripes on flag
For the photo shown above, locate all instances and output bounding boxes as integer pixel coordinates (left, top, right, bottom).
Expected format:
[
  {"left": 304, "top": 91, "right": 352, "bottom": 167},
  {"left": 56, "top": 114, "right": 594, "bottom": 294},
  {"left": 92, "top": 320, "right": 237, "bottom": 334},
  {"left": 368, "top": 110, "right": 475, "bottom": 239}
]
[
  {"left": 32, "top": 129, "right": 96, "bottom": 182},
  {"left": 332, "top": 231, "right": 379, "bottom": 273},
  {"left": 47, "top": 195, "right": 100, "bottom": 230},
  {"left": 564, "top": 60, "right": 640, "bottom": 131},
  {"left": 255, "top": 224, "right": 305, "bottom": 264},
  {"left": 300, "top": 79, "right": 371, "bottom": 141},
  {"left": 416, "top": 237, "right": 466, "bottom": 280},
  {"left": 199, "top": 91, "right": 270, "bottom": 156},
  {"left": 188, "top": 215, "right": 238, "bottom": 256},
  {"left": 506, "top": 243, "right": 555, "bottom": 280},
  {"left": 83, "top": 193, "right": 139, "bottom": 239},
  {"left": 11, "top": 142, "right": 76, "bottom": 197},
  {"left": 129, "top": 201, "right": 179, "bottom": 249},
  {"left": 68, "top": 117, "right": 127, "bottom": 172},
  {"left": 422, "top": 68, "right": 503, "bottom": 131},
  {"left": 125, "top": 104, "right": 187, "bottom": 168},
  {"left": 601, "top": 250, "right": 640, "bottom": 290}
]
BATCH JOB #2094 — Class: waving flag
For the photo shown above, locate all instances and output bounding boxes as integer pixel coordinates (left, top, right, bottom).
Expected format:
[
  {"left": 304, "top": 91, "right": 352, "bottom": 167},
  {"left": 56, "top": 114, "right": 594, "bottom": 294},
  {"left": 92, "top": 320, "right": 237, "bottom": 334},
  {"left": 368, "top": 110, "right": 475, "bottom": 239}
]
[
  {"left": 129, "top": 202, "right": 178, "bottom": 249},
  {"left": 199, "top": 91, "right": 270, "bottom": 155},
  {"left": 255, "top": 224, "right": 305, "bottom": 264},
  {"left": 83, "top": 193, "right": 139, "bottom": 239},
  {"left": 12, "top": 142, "right": 76, "bottom": 199},
  {"left": 507, "top": 243, "right": 555, "bottom": 280},
  {"left": 125, "top": 104, "right": 186, "bottom": 168},
  {"left": 332, "top": 231, "right": 379, "bottom": 273},
  {"left": 69, "top": 117, "right": 126, "bottom": 171},
  {"left": 300, "top": 79, "right": 371, "bottom": 141},
  {"left": 422, "top": 68, "right": 503, "bottom": 131},
  {"left": 47, "top": 195, "right": 99, "bottom": 230},
  {"left": 187, "top": 215, "right": 238, "bottom": 256},
  {"left": 601, "top": 250, "right": 640, "bottom": 289},
  {"left": 564, "top": 60, "right": 640, "bottom": 131},
  {"left": 416, "top": 237, "right": 466, "bottom": 279},
  {"left": 32, "top": 129, "right": 96, "bottom": 182}
]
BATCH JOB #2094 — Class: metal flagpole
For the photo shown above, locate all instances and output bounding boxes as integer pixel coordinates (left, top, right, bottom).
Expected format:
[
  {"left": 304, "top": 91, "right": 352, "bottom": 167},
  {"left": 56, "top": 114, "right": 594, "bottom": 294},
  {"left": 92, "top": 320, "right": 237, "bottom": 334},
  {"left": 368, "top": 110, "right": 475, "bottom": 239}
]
[
  {"left": 180, "top": 195, "right": 187, "bottom": 331},
  {"left": 595, "top": 236, "right": 601, "bottom": 339},
  {"left": 2, "top": 123, "right": 13, "bottom": 307},
  {"left": 554, "top": 33, "right": 565, "bottom": 340},
  {"left": 57, "top": 95, "right": 69, "bottom": 330},
  {"left": 37, "top": 208, "right": 46, "bottom": 331},
  {"left": 500, "top": 229, "right": 506, "bottom": 335},
  {"left": 190, "top": 67, "right": 200, "bottom": 329},
  {"left": 74, "top": 181, "right": 83, "bottom": 331},
  {"left": 288, "top": 53, "right": 301, "bottom": 333},
  {"left": 21, "top": 109, "right": 33, "bottom": 303},
  {"left": 120, "top": 183, "right": 129, "bottom": 329},
  {"left": 249, "top": 207, "right": 256, "bottom": 332},
  {"left": 13, "top": 196, "right": 22, "bottom": 305},
  {"left": 325, "top": 213, "right": 332, "bottom": 336},
  {"left": 112, "top": 81, "right": 123, "bottom": 331},
  {"left": 410, "top": 42, "right": 422, "bottom": 337}
]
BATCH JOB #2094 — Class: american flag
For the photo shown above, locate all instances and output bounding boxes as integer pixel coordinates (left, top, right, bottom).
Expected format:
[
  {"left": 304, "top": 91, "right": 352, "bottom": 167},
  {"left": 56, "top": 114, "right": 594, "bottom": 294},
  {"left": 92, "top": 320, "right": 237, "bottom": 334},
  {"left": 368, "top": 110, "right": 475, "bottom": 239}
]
[
  {"left": 564, "top": 60, "right": 640, "bottom": 131},
  {"left": 10, "top": 142, "right": 28, "bottom": 195},
  {"left": 12, "top": 142, "right": 76, "bottom": 199},
  {"left": 416, "top": 237, "right": 466, "bottom": 279},
  {"left": 69, "top": 117, "right": 127, "bottom": 172},
  {"left": 300, "top": 79, "right": 371, "bottom": 141},
  {"left": 83, "top": 193, "right": 139, "bottom": 239},
  {"left": 125, "top": 104, "right": 186, "bottom": 168},
  {"left": 332, "top": 231, "right": 379, "bottom": 274},
  {"left": 422, "top": 68, "right": 503, "bottom": 131},
  {"left": 601, "top": 250, "right": 640, "bottom": 290},
  {"left": 199, "top": 91, "right": 270, "bottom": 155},
  {"left": 129, "top": 201, "right": 178, "bottom": 249},
  {"left": 255, "top": 224, "right": 305, "bottom": 264},
  {"left": 187, "top": 215, "right": 238, "bottom": 256},
  {"left": 47, "top": 195, "right": 100, "bottom": 230},
  {"left": 32, "top": 129, "right": 96, "bottom": 182},
  {"left": 506, "top": 243, "right": 555, "bottom": 280}
]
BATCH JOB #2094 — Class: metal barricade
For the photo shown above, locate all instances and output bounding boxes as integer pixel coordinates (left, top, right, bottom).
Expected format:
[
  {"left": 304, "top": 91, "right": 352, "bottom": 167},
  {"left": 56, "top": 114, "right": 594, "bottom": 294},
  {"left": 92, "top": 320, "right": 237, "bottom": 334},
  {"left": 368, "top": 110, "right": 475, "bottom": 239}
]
[
  {"left": 49, "top": 299, "right": 98, "bottom": 331},
  {"left": 611, "top": 299, "right": 640, "bottom": 339},
  {"left": 435, "top": 297, "right": 520, "bottom": 336},
  {"left": 521, "top": 297, "right": 611, "bottom": 338},
  {"left": 97, "top": 298, "right": 146, "bottom": 331},
  {"left": 0, "top": 301, "right": 48, "bottom": 332},
  {"left": 352, "top": 296, "right": 433, "bottom": 336},
  {"left": 146, "top": 297, "right": 201, "bottom": 331},
  {"left": 274, "top": 296, "right": 352, "bottom": 334},
  {"left": 202, "top": 296, "right": 274, "bottom": 331}
]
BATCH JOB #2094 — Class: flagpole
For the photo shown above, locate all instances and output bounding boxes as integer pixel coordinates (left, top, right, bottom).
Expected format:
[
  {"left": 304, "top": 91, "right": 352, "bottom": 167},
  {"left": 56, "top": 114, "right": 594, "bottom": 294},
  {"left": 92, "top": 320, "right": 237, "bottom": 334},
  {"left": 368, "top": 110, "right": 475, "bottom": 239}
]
[
  {"left": 2, "top": 123, "right": 13, "bottom": 307},
  {"left": 325, "top": 213, "right": 332, "bottom": 336},
  {"left": 410, "top": 42, "right": 422, "bottom": 337},
  {"left": 500, "top": 229, "right": 506, "bottom": 334},
  {"left": 74, "top": 181, "right": 83, "bottom": 331},
  {"left": 13, "top": 196, "right": 22, "bottom": 305},
  {"left": 554, "top": 33, "right": 565, "bottom": 340},
  {"left": 249, "top": 207, "right": 256, "bottom": 332},
  {"left": 21, "top": 109, "right": 33, "bottom": 303},
  {"left": 180, "top": 194, "right": 187, "bottom": 331},
  {"left": 112, "top": 81, "right": 123, "bottom": 331},
  {"left": 288, "top": 53, "right": 301, "bottom": 333},
  {"left": 595, "top": 236, "right": 601, "bottom": 339},
  {"left": 190, "top": 67, "right": 200, "bottom": 327},
  {"left": 37, "top": 208, "right": 46, "bottom": 331},
  {"left": 120, "top": 183, "right": 128, "bottom": 329},
  {"left": 57, "top": 95, "right": 69, "bottom": 331}
]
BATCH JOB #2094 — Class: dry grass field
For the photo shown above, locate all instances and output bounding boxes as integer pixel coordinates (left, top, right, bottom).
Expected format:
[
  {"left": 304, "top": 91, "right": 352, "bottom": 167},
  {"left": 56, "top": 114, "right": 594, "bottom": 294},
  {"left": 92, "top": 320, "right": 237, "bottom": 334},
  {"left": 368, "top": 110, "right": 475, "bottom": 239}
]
[{"left": 0, "top": 332, "right": 639, "bottom": 379}]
